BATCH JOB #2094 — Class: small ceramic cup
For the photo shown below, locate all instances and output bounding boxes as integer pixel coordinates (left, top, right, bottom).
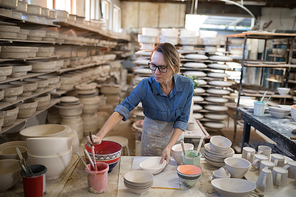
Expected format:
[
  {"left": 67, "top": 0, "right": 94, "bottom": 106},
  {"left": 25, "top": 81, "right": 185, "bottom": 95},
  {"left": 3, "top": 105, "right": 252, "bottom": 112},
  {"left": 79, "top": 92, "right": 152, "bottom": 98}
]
[
  {"left": 252, "top": 154, "right": 269, "bottom": 171},
  {"left": 258, "top": 145, "right": 272, "bottom": 160},
  {"left": 254, "top": 101, "right": 265, "bottom": 116},
  {"left": 256, "top": 168, "right": 273, "bottom": 192},
  {"left": 271, "top": 154, "right": 285, "bottom": 167},
  {"left": 242, "top": 147, "right": 256, "bottom": 163},
  {"left": 260, "top": 160, "right": 275, "bottom": 172},
  {"left": 283, "top": 160, "right": 296, "bottom": 179},
  {"left": 272, "top": 167, "right": 288, "bottom": 187}
]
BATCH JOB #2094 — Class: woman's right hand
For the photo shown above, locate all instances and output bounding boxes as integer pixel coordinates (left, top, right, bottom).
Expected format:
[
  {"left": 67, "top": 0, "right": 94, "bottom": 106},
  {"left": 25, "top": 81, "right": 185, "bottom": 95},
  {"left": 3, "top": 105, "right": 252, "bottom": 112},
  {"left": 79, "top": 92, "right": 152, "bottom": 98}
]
[{"left": 86, "top": 135, "right": 102, "bottom": 148}]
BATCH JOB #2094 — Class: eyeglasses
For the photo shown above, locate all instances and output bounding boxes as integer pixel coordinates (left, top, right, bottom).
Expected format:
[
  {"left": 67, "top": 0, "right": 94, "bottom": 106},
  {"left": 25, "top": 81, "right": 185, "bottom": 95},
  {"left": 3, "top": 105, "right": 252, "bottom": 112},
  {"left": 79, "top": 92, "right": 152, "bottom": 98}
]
[{"left": 148, "top": 62, "right": 169, "bottom": 73}]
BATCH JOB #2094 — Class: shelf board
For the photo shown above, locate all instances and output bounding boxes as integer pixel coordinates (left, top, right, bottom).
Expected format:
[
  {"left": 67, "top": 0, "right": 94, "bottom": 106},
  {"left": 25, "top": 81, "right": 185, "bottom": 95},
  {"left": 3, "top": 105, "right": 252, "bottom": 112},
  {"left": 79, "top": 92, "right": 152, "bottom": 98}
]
[
  {"left": 0, "top": 98, "right": 60, "bottom": 135},
  {"left": 269, "top": 54, "right": 286, "bottom": 58},
  {"left": 0, "top": 70, "right": 59, "bottom": 85},
  {"left": 54, "top": 21, "right": 130, "bottom": 41},
  {"left": 244, "top": 63, "right": 296, "bottom": 68},
  {"left": 287, "top": 80, "right": 296, "bottom": 84},
  {"left": 241, "top": 93, "right": 293, "bottom": 99},
  {"left": 227, "top": 32, "right": 296, "bottom": 39},
  {"left": 265, "top": 78, "right": 283, "bottom": 83},
  {"left": 0, "top": 13, "right": 59, "bottom": 28},
  {"left": 0, "top": 86, "right": 56, "bottom": 111},
  {"left": 57, "top": 62, "right": 104, "bottom": 74},
  {"left": 0, "top": 55, "right": 60, "bottom": 63}
]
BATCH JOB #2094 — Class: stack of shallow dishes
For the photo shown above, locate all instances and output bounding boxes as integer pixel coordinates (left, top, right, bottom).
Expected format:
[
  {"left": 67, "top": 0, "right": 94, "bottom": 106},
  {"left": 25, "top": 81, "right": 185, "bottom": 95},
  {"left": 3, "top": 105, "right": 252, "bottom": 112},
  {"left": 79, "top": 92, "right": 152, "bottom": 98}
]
[
  {"left": 204, "top": 136, "right": 234, "bottom": 167},
  {"left": 268, "top": 106, "right": 290, "bottom": 119},
  {"left": 123, "top": 170, "right": 153, "bottom": 194}
]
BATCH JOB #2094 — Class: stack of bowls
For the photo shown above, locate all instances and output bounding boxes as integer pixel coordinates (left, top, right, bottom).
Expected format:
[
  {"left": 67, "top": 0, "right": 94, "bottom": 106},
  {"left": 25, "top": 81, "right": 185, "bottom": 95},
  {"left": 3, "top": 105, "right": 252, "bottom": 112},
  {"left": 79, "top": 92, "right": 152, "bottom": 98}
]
[
  {"left": 176, "top": 164, "right": 202, "bottom": 188},
  {"left": 204, "top": 136, "right": 234, "bottom": 167},
  {"left": 85, "top": 140, "right": 122, "bottom": 172},
  {"left": 27, "top": 137, "right": 72, "bottom": 180},
  {"left": 291, "top": 105, "right": 296, "bottom": 121},
  {"left": 56, "top": 96, "right": 83, "bottom": 140},
  {"left": 268, "top": 106, "right": 290, "bottom": 119},
  {"left": 123, "top": 170, "right": 153, "bottom": 194},
  {"left": 0, "top": 159, "right": 21, "bottom": 192},
  {"left": 171, "top": 143, "right": 194, "bottom": 164}
]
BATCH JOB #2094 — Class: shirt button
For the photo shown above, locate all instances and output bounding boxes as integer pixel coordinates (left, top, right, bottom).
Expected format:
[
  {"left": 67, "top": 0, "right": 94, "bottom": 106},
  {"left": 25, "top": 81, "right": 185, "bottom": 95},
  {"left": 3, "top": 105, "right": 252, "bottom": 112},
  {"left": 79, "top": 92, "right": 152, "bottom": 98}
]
[
  {"left": 167, "top": 105, "right": 169, "bottom": 107},
  {"left": 168, "top": 116, "right": 170, "bottom": 117}
]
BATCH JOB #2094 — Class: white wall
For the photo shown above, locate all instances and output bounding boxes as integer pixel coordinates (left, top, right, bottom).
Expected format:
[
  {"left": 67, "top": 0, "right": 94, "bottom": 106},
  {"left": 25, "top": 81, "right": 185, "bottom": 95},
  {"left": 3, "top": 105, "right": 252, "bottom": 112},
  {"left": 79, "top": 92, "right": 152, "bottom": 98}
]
[{"left": 259, "top": 8, "right": 296, "bottom": 31}]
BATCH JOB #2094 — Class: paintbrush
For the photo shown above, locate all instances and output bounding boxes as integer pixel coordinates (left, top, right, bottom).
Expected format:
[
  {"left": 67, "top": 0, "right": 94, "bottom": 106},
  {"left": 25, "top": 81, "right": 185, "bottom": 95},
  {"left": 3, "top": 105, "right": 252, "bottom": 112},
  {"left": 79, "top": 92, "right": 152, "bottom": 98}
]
[{"left": 81, "top": 143, "right": 95, "bottom": 170}]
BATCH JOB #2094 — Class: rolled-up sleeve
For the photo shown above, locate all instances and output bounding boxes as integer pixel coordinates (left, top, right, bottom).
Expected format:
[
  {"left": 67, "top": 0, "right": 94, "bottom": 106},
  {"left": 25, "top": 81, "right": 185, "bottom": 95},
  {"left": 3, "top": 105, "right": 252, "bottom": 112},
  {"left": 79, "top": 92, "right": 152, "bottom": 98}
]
[
  {"left": 114, "top": 79, "right": 147, "bottom": 121},
  {"left": 173, "top": 81, "right": 194, "bottom": 131}
]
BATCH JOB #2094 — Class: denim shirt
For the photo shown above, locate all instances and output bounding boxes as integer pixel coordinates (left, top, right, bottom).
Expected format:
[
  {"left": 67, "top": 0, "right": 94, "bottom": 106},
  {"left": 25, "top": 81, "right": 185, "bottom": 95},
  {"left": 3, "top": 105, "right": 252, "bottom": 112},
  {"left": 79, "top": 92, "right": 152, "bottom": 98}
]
[{"left": 114, "top": 74, "right": 194, "bottom": 131}]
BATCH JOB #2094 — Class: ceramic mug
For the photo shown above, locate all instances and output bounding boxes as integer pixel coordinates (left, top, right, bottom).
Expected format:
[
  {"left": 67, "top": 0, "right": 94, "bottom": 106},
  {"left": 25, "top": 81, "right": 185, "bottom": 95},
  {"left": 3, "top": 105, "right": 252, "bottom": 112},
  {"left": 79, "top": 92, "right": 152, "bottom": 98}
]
[
  {"left": 257, "top": 145, "right": 272, "bottom": 160},
  {"left": 283, "top": 161, "right": 296, "bottom": 179},
  {"left": 252, "top": 154, "right": 269, "bottom": 171},
  {"left": 242, "top": 147, "right": 255, "bottom": 163},
  {"left": 271, "top": 154, "right": 285, "bottom": 167},
  {"left": 256, "top": 168, "right": 273, "bottom": 192},
  {"left": 272, "top": 167, "right": 288, "bottom": 187},
  {"left": 260, "top": 160, "right": 275, "bottom": 172},
  {"left": 254, "top": 101, "right": 265, "bottom": 116}
]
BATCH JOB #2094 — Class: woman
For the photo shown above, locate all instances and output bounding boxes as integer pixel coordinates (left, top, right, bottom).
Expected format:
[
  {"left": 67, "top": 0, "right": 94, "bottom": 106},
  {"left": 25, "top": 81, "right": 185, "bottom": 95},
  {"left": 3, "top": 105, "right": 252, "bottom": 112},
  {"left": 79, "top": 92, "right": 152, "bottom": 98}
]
[{"left": 87, "top": 43, "right": 194, "bottom": 164}]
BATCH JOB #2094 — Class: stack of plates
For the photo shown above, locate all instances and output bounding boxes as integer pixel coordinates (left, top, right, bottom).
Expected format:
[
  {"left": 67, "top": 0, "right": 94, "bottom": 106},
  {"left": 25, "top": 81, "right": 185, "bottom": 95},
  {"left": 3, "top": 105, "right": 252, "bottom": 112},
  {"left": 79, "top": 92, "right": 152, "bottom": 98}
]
[
  {"left": 183, "top": 71, "right": 206, "bottom": 77},
  {"left": 204, "top": 143, "right": 234, "bottom": 167}
]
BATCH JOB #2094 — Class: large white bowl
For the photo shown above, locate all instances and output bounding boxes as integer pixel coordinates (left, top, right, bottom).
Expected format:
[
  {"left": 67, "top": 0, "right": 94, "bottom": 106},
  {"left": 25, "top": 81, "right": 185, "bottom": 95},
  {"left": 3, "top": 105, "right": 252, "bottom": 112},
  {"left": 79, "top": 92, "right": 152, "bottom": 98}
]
[
  {"left": 171, "top": 143, "right": 194, "bottom": 164},
  {"left": 20, "top": 124, "right": 68, "bottom": 141},
  {"left": 277, "top": 88, "right": 290, "bottom": 96},
  {"left": 140, "top": 157, "right": 166, "bottom": 174},
  {"left": 224, "top": 157, "right": 251, "bottom": 178},
  {"left": 210, "top": 136, "right": 232, "bottom": 153},
  {"left": 211, "top": 178, "right": 256, "bottom": 197},
  {"left": 26, "top": 137, "right": 72, "bottom": 156},
  {"left": 0, "top": 159, "right": 21, "bottom": 192},
  {"left": 124, "top": 170, "right": 154, "bottom": 184},
  {"left": 28, "top": 146, "right": 72, "bottom": 180},
  {"left": 269, "top": 106, "right": 290, "bottom": 113},
  {"left": 268, "top": 110, "right": 289, "bottom": 119}
]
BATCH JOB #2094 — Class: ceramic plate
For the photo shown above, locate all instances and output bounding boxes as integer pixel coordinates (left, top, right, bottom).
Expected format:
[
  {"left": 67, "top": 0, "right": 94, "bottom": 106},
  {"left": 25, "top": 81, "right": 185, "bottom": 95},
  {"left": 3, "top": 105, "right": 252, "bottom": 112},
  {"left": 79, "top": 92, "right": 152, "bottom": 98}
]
[
  {"left": 134, "top": 68, "right": 151, "bottom": 74},
  {"left": 194, "top": 88, "right": 205, "bottom": 94},
  {"left": 205, "top": 105, "right": 228, "bottom": 111},
  {"left": 193, "top": 113, "right": 203, "bottom": 120},
  {"left": 207, "top": 72, "right": 229, "bottom": 78},
  {"left": 208, "top": 81, "right": 232, "bottom": 87},
  {"left": 208, "top": 64, "right": 230, "bottom": 70},
  {"left": 61, "top": 96, "right": 79, "bottom": 103},
  {"left": 135, "top": 51, "right": 152, "bottom": 56},
  {"left": 207, "top": 89, "right": 230, "bottom": 95},
  {"left": 192, "top": 96, "right": 204, "bottom": 102},
  {"left": 204, "top": 143, "right": 234, "bottom": 156},
  {"left": 133, "top": 59, "right": 149, "bottom": 65},
  {"left": 192, "top": 105, "right": 202, "bottom": 111},
  {"left": 205, "top": 97, "right": 228, "bottom": 103},
  {"left": 183, "top": 71, "right": 206, "bottom": 77},
  {"left": 183, "top": 62, "right": 207, "bottom": 68},
  {"left": 185, "top": 54, "right": 208, "bottom": 60},
  {"left": 203, "top": 122, "right": 226, "bottom": 129},
  {"left": 209, "top": 55, "right": 233, "bottom": 61},
  {"left": 205, "top": 113, "right": 228, "bottom": 120},
  {"left": 195, "top": 79, "right": 207, "bottom": 85}
]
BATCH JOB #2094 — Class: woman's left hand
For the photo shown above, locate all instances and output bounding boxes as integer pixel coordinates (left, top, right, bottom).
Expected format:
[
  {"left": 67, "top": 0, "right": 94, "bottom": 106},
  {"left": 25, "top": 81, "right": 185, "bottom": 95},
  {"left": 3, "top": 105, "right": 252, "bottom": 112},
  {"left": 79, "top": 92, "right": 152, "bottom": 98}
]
[{"left": 160, "top": 147, "right": 171, "bottom": 165}]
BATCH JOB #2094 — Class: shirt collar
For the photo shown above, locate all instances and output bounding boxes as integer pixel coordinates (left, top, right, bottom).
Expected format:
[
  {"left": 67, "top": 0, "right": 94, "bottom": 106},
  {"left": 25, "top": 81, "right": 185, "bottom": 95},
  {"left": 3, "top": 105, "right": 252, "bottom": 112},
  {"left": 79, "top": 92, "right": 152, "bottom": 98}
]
[{"left": 150, "top": 75, "right": 182, "bottom": 97}]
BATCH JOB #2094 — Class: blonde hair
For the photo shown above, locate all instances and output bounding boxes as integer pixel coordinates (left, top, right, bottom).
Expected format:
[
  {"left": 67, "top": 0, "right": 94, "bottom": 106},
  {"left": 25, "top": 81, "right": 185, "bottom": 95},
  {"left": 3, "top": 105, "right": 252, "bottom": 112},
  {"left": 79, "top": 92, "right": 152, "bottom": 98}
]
[{"left": 151, "top": 43, "right": 180, "bottom": 74}]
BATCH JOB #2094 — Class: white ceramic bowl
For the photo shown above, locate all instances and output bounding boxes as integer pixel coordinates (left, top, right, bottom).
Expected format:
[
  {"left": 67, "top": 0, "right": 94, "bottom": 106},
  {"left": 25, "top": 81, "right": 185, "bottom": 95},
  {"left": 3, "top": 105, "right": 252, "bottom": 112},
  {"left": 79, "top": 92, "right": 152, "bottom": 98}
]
[
  {"left": 0, "top": 145, "right": 27, "bottom": 160},
  {"left": 26, "top": 137, "right": 72, "bottom": 156},
  {"left": 277, "top": 88, "right": 290, "bottom": 96},
  {"left": 211, "top": 178, "right": 256, "bottom": 197},
  {"left": 140, "top": 157, "right": 166, "bottom": 174},
  {"left": 20, "top": 124, "right": 68, "bottom": 141},
  {"left": 224, "top": 157, "right": 251, "bottom": 178},
  {"left": 0, "top": 159, "right": 21, "bottom": 192},
  {"left": 171, "top": 143, "right": 194, "bottom": 164},
  {"left": 28, "top": 147, "right": 72, "bottom": 180},
  {"left": 124, "top": 170, "right": 153, "bottom": 184},
  {"left": 268, "top": 110, "right": 289, "bottom": 119},
  {"left": 269, "top": 106, "right": 290, "bottom": 113},
  {"left": 210, "top": 136, "right": 232, "bottom": 152}
]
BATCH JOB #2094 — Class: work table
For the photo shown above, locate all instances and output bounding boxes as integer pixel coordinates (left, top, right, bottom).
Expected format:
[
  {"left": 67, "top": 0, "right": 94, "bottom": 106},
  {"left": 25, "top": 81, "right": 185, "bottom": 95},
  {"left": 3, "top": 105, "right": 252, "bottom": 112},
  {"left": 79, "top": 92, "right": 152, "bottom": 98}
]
[{"left": 1, "top": 155, "right": 295, "bottom": 197}]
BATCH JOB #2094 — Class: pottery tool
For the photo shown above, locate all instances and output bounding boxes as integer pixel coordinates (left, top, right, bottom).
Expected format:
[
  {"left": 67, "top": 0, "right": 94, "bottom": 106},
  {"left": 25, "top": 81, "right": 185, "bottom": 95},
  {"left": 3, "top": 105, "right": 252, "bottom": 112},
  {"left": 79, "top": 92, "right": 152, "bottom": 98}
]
[
  {"left": 76, "top": 152, "right": 89, "bottom": 170},
  {"left": 290, "top": 137, "right": 296, "bottom": 140},
  {"left": 81, "top": 143, "right": 95, "bottom": 170},
  {"left": 196, "top": 136, "right": 204, "bottom": 154},
  {"left": 18, "top": 160, "right": 27, "bottom": 174},
  {"left": 89, "top": 132, "right": 97, "bottom": 171},
  {"left": 265, "top": 93, "right": 274, "bottom": 103},
  {"left": 260, "top": 91, "right": 267, "bottom": 102},
  {"left": 16, "top": 147, "right": 34, "bottom": 176},
  {"left": 180, "top": 140, "right": 186, "bottom": 155}
]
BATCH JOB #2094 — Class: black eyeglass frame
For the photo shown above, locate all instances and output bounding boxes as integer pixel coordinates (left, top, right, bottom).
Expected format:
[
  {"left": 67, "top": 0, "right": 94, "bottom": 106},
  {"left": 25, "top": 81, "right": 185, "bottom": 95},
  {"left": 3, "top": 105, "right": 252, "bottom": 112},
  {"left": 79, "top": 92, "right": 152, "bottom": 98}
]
[{"left": 148, "top": 62, "right": 169, "bottom": 73}]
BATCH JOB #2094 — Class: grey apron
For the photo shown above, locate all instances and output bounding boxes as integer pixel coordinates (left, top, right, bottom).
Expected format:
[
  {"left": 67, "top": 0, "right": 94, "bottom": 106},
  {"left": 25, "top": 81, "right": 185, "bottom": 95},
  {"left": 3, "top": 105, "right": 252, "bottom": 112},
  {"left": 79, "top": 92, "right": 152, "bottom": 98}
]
[{"left": 141, "top": 117, "right": 184, "bottom": 156}]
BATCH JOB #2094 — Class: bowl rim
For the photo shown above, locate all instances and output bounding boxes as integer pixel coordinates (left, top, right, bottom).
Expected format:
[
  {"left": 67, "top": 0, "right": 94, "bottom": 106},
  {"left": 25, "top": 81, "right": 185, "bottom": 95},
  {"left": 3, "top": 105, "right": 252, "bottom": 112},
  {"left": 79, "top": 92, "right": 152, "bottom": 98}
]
[
  {"left": 124, "top": 170, "right": 154, "bottom": 183},
  {"left": 224, "top": 157, "right": 251, "bottom": 168},
  {"left": 85, "top": 140, "right": 122, "bottom": 155},
  {"left": 211, "top": 178, "right": 256, "bottom": 194},
  {"left": 210, "top": 135, "right": 232, "bottom": 148},
  {"left": 140, "top": 157, "right": 166, "bottom": 170}
]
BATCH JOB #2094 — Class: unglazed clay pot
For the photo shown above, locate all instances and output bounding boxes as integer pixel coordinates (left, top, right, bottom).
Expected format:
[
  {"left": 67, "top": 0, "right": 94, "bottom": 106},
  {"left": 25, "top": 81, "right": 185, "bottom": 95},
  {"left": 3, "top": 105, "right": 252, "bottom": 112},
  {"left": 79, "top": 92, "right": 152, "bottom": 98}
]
[
  {"left": 61, "top": 116, "right": 83, "bottom": 141},
  {"left": 82, "top": 113, "right": 98, "bottom": 135},
  {"left": 56, "top": 104, "right": 83, "bottom": 117},
  {"left": 16, "top": 99, "right": 38, "bottom": 119},
  {"left": 0, "top": 159, "right": 21, "bottom": 192},
  {"left": 2, "top": 106, "right": 19, "bottom": 127},
  {"left": 32, "top": 93, "right": 51, "bottom": 111}
]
